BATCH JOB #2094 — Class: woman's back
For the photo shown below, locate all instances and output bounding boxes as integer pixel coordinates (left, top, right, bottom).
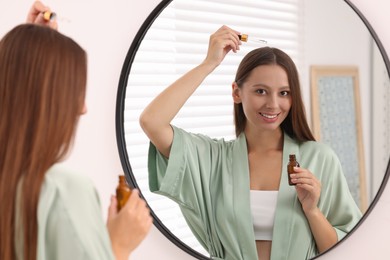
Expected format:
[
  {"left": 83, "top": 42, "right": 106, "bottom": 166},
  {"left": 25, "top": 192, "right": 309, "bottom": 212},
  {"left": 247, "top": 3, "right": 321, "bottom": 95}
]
[{"left": 14, "top": 165, "right": 114, "bottom": 260}]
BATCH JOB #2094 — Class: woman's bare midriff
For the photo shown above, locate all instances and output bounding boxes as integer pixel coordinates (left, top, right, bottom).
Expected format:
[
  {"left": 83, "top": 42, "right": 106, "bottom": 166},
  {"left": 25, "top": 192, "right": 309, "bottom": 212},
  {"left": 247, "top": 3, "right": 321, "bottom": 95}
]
[{"left": 256, "top": 240, "right": 272, "bottom": 260}]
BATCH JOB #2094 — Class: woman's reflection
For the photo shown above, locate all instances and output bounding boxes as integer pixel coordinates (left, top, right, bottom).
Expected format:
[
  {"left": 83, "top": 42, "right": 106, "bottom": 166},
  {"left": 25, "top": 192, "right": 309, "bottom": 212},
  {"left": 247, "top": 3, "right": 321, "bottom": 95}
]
[{"left": 139, "top": 25, "right": 362, "bottom": 260}]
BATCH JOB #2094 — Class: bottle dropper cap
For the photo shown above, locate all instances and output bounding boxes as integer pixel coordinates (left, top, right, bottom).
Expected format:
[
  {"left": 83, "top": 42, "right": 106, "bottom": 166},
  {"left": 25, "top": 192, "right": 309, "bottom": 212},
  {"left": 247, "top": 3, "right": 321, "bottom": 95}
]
[{"left": 43, "top": 11, "right": 57, "bottom": 21}]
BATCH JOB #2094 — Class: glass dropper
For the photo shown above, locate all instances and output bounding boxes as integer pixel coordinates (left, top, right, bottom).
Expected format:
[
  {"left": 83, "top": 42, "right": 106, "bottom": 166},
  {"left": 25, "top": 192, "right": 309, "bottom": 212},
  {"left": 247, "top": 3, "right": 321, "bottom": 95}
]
[{"left": 239, "top": 34, "right": 267, "bottom": 44}]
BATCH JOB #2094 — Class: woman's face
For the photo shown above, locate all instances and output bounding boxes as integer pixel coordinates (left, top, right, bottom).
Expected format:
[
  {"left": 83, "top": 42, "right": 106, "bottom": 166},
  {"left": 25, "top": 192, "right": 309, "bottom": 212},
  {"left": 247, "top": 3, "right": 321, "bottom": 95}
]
[{"left": 232, "top": 64, "right": 292, "bottom": 133}]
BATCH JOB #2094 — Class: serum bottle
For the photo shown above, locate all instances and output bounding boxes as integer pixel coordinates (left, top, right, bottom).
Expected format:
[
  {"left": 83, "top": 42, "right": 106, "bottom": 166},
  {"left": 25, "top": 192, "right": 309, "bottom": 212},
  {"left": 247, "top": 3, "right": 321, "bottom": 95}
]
[
  {"left": 287, "top": 154, "right": 300, "bottom": 186},
  {"left": 116, "top": 175, "right": 131, "bottom": 211}
]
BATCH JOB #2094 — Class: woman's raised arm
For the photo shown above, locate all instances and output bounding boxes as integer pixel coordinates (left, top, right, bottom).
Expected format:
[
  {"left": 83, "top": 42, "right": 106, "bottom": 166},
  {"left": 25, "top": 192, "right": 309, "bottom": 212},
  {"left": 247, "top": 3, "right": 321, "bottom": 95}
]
[{"left": 139, "top": 25, "right": 241, "bottom": 158}]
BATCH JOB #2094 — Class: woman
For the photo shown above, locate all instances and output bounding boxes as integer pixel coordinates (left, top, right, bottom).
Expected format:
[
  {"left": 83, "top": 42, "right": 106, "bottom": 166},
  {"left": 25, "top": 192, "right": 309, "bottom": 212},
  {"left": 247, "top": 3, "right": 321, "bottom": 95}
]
[
  {"left": 140, "top": 26, "right": 362, "bottom": 260},
  {"left": 0, "top": 3, "right": 152, "bottom": 260}
]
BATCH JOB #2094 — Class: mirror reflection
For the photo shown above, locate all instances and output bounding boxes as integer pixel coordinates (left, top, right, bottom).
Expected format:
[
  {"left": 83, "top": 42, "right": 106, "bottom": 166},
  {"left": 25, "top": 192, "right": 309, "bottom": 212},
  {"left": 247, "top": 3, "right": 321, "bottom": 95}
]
[{"left": 118, "top": 0, "right": 390, "bottom": 259}]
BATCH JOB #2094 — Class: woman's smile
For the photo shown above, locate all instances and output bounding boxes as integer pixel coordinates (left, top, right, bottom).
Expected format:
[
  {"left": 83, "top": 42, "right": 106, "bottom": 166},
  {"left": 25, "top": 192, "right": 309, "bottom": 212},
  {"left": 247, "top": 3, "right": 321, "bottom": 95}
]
[{"left": 259, "top": 112, "right": 280, "bottom": 122}]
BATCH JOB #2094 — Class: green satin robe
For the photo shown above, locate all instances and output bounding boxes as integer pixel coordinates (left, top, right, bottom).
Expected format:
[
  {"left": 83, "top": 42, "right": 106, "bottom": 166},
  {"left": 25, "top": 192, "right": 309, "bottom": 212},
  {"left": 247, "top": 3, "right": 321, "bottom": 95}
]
[
  {"left": 148, "top": 126, "right": 362, "bottom": 260},
  {"left": 15, "top": 165, "right": 114, "bottom": 260}
]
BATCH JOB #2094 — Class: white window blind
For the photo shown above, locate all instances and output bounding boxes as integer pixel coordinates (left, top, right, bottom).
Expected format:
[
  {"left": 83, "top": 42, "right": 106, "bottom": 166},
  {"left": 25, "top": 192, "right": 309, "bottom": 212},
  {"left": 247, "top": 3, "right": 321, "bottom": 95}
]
[{"left": 124, "top": 0, "right": 303, "bottom": 256}]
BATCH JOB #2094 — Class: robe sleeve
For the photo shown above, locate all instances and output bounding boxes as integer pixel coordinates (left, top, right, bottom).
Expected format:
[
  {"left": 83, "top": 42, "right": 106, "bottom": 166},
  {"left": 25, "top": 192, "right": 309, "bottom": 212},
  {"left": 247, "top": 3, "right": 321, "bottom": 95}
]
[
  {"left": 148, "top": 125, "right": 217, "bottom": 210},
  {"left": 315, "top": 145, "right": 363, "bottom": 241},
  {"left": 148, "top": 125, "right": 225, "bottom": 255}
]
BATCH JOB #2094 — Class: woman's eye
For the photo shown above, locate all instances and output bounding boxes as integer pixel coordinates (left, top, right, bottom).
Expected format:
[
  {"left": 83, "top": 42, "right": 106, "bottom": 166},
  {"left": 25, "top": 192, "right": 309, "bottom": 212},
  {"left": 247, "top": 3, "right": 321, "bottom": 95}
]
[
  {"left": 280, "top": 91, "right": 290, "bottom": 96},
  {"left": 256, "top": 89, "right": 266, "bottom": 94}
]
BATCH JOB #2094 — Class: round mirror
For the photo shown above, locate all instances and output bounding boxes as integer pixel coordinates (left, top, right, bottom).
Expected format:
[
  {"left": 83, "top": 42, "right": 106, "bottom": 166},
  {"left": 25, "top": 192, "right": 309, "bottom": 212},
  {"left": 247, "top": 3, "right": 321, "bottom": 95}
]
[{"left": 116, "top": 0, "right": 390, "bottom": 259}]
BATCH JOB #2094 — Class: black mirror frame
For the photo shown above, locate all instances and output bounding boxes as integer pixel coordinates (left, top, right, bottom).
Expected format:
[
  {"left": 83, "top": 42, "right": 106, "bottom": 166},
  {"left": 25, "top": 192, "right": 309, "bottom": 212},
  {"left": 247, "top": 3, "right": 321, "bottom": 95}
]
[{"left": 115, "top": 0, "right": 390, "bottom": 259}]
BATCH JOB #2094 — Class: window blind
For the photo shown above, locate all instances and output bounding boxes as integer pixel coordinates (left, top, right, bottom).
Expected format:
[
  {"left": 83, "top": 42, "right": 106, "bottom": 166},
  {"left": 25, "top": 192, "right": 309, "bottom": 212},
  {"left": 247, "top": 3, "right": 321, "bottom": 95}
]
[{"left": 124, "top": 0, "right": 303, "bottom": 256}]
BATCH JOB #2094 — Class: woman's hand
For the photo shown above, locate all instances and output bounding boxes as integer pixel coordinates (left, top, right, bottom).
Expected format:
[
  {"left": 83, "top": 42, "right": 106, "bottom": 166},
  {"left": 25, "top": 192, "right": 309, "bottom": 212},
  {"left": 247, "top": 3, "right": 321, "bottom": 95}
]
[
  {"left": 26, "top": 1, "right": 58, "bottom": 29},
  {"left": 290, "top": 167, "right": 321, "bottom": 214},
  {"left": 291, "top": 168, "right": 339, "bottom": 253},
  {"left": 107, "top": 189, "right": 153, "bottom": 260},
  {"left": 203, "top": 25, "right": 242, "bottom": 69}
]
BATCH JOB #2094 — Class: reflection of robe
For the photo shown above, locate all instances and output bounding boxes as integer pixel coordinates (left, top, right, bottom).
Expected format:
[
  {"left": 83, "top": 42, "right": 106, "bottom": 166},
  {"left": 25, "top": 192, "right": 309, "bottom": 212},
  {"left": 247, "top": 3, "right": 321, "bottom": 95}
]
[{"left": 148, "top": 126, "right": 362, "bottom": 260}]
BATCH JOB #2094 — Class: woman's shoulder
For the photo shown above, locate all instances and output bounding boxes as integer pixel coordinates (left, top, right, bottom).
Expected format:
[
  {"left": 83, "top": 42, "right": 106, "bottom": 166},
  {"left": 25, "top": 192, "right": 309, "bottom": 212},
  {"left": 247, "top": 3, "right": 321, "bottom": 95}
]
[
  {"left": 300, "top": 141, "right": 339, "bottom": 166},
  {"left": 285, "top": 133, "right": 336, "bottom": 158},
  {"left": 40, "top": 164, "right": 99, "bottom": 209},
  {"left": 172, "top": 125, "right": 236, "bottom": 144},
  {"left": 44, "top": 164, "right": 94, "bottom": 191},
  {"left": 299, "top": 139, "right": 339, "bottom": 160}
]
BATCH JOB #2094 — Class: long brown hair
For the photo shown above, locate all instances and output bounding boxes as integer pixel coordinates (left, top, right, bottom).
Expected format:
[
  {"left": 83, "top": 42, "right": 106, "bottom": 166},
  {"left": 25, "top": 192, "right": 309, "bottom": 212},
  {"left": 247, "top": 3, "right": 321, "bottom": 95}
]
[
  {"left": 234, "top": 47, "right": 315, "bottom": 142},
  {"left": 0, "top": 24, "right": 87, "bottom": 260}
]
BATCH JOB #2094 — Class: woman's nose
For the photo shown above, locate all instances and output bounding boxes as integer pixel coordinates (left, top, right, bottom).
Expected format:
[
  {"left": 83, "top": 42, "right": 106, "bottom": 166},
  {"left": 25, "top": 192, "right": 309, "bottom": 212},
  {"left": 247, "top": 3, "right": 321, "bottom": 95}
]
[{"left": 265, "top": 95, "right": 278, "bottom": 108}]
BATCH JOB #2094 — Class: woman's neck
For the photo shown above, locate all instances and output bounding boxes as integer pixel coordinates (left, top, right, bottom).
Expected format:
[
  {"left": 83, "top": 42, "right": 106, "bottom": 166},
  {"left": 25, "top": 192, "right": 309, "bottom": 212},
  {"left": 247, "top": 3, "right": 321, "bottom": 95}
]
[{"left": 244, "top": 128, "right": 284, "bottom": 153}]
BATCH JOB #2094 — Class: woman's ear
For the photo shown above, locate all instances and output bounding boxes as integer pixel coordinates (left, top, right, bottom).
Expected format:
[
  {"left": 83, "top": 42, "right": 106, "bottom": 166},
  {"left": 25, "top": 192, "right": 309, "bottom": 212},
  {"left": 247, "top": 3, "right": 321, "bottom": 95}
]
[
  {"left": 232, "top": 82, "right": 242, "bottom": 104},
  {"left": 81, "top": 102, "right": 87, "bottom": 115}
]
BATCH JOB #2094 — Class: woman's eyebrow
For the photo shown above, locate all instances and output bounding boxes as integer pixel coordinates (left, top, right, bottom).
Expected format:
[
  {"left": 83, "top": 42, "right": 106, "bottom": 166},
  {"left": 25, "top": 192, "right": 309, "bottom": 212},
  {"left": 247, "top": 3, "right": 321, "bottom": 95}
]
[{"left": 250, "top": 83, "right": 290, "bottom": 89}]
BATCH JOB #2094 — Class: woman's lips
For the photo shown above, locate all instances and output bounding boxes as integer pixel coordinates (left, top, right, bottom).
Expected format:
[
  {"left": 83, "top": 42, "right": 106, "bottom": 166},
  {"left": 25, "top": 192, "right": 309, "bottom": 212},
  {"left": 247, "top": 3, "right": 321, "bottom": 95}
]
[
  {"left": 259, "top": 112, "right": 278, "bottom": 119},
  {"left": 259, "top": 112, "right": 280, "bottom": 122}
]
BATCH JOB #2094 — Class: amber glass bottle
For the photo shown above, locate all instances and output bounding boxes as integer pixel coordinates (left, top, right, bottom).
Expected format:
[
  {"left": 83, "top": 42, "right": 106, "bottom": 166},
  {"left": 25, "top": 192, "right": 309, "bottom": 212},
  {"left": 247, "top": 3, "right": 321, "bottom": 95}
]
[
  {"left": 116, "top": 175, "right": 131, "bottom": 211},
  {"left": 287, "top": 154, "right": 300, "bottom": 186}
]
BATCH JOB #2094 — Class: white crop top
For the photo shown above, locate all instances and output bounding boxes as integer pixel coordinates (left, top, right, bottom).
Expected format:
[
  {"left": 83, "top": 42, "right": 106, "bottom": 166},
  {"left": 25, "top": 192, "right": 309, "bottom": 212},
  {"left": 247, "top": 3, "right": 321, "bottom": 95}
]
[{"left": 250, "top": 190, "right": 279, "bottom": 241}]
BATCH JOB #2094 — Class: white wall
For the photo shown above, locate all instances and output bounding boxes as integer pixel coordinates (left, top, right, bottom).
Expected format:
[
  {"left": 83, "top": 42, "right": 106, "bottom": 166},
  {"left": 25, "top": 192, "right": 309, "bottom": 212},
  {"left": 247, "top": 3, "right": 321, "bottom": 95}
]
[
  {"left": 303, "top": 0, "right": 373, "bottom": 203},
  {"left": 1, "top": 0, "right": 389, "bottom": 259}
]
